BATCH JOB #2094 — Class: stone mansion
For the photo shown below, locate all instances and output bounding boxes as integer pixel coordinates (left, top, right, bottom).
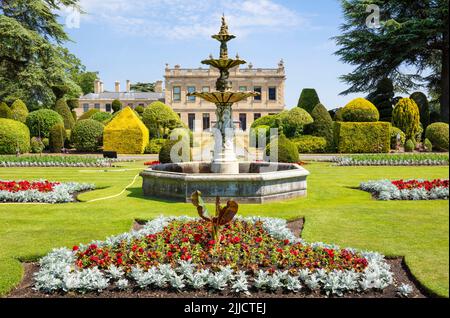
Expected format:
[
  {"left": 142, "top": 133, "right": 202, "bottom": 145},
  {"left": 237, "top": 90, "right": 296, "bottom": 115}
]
[{"left": 77, "top": 60, "right": 286, "bottom": 131}]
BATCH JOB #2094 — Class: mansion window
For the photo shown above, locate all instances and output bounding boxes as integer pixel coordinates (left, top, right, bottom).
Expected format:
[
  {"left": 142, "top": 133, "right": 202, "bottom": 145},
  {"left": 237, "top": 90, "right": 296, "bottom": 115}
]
[
  {"left": 105, "top": 103, "right": 112, "bottom": 113},
  {"left": 268, "top": 87, "right": 277, "bottom": 101},
  {"left": 239, "top": 86, "right": 247, "bottom": 92},
  {"left": 188, "top": 113, "right": 196, "bottom": 131},
  {"left": 203, "top": 113, "right": 210, "bottom": 130},
  {"left": 254, "top": 113, "right": 262, "bottom": 121},
  {"left": 173, "top": 86, "right": 181, "bottom": 102},
  {"left": 94, "top": 103, "right": 100, "bottom": 110},
  {"left": 202, "top": 86, "right": 210, "bottom": 93},
  {"left": 239, "top": 114, "right": 247, "bottom": 131},
  {"left": 254, "top": 87, "right": 262, "bottom": 101},
  {"left": 83, "top": 103, "right": 89, "bottom": 112},
  {"left": 187, "top": 86, "right": 196, "bottom": 102}
]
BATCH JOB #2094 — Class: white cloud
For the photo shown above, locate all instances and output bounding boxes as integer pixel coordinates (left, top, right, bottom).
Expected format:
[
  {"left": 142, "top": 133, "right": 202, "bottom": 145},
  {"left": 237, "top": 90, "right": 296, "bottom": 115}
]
[{"left": 72, "top": 0, "right": 308, "bottom": 40}]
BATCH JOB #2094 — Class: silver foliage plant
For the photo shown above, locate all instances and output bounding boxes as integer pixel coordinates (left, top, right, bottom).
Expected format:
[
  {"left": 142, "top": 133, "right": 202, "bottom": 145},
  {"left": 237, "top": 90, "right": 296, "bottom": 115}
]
[
  {"left": 334, "top": 157, "right": 448, "bottom": 166},
  {"left": 360, "top": 180, "right": 449, "bottom": 201},
  {"left": 0, "top": 181, "right": 95, "bottom": 203},
  {"left": 34, "top": 216, "right": 394, "bottom": 296}
]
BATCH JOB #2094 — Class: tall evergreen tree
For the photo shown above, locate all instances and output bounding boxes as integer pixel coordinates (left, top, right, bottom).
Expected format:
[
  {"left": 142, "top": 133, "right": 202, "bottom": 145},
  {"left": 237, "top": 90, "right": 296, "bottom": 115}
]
[
  {"left": 367, "top": 78, "right": 395, "bottom": 122},
  {"left": 334, "top": 0, "right": 449, "bottom": 123}
]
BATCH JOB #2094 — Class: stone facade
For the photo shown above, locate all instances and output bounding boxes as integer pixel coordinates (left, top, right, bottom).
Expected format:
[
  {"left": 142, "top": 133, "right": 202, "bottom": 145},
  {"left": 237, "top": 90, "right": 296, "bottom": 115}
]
[
  {"left": 75, "top": 80, "right": 165, "bottom": 117},
  {"left": 164, "top": 60, "right": 286, "bottom": 132}
]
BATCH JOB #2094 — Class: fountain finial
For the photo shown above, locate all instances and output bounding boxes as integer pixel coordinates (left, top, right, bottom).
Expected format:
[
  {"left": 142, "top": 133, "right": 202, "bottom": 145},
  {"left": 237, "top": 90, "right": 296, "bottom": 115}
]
[{"left": 219, "top": 14, "right": 229, "bottom": 35}]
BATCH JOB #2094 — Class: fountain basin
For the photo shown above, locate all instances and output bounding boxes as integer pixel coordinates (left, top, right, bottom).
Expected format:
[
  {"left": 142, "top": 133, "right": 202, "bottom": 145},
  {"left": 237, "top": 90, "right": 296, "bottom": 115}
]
[{"left": 140, "top": 162, "right": 310, "bottom": 203}]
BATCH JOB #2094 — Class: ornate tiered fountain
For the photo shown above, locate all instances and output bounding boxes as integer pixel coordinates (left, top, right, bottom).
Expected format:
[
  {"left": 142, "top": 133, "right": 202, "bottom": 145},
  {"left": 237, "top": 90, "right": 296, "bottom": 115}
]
[{"left": 140, "top": 16, "right": 310, "bottom": 203}]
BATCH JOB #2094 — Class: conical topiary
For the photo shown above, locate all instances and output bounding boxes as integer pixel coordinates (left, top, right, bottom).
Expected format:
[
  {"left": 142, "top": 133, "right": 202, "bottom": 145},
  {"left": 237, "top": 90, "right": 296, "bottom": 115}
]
[
  {"left": 49, "top": 123, "right": 66, "bottom": 153},
  {"left": 297, "top": 88, "right": 320, "bottom": 114},
  {"left": 308, "top": 103, "right": 334, "bottom": 151},
  {"left": 367, "top": 78, "right": 395, "bottom": 122},
  {"left": 10, "top": 99, "right": 29, "bottom": 123},
  {"left": 54, "top": 98, "right": 75, "bottom": 130},
  {"left": 410, "top": 92, "right": 430, "bottom": 132},
  {"left": 392, "top": 98, "right": 421, "bottom": 140}
]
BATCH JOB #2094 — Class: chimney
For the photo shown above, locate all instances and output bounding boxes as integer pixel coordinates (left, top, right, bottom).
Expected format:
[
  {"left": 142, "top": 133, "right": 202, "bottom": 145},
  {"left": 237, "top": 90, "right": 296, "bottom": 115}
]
[
  {"left": 100, "top": 81, "right": 104, "bottom": 93},
  {"left": 155, "top": 80, "right": 163, "bottom": 93},
  {"left": 126, "top": 80, "right": 131, "bottom": 93},
  {"left": 115, "top": 81, "right": 120, "bottom": 93},
  {"left": 94, "top": 80, "right": 100, "bottom": 94}
]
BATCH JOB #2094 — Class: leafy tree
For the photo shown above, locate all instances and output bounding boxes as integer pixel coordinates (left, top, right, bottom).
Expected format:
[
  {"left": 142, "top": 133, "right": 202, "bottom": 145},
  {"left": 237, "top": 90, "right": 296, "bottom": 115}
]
[
  {"left": 297, "top": 89, "right": 320, "bottom": 113},
  {"left": 334, "top": 0, "right": 449, "bottom": 123},
  {"left": 0, "top": 1, "right": 90, "bottom": 109},
  {"left": 367, "top": 78, "right": 395, "bottom": 122},
  {"left": 130, "top": 82, "right": 155, "bottom": 92}
]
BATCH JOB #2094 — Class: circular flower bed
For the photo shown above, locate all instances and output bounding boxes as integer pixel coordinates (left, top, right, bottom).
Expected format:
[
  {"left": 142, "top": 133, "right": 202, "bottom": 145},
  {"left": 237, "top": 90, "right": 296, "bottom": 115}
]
[
  {"left": 360, "top": 179, "right": 449, "bottom": 200},
  {"left": 34, "top": 217, "right": 394, "bottom": 297},
  {"left": 0, "top": 180, "right": 95, "bottom": 203}
]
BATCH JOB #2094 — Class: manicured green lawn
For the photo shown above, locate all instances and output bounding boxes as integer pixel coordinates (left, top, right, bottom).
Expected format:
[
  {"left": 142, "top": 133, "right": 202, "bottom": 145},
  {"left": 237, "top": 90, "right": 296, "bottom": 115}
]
[{"left": 0, "top": 161, "right": 448, "bottom": 297}]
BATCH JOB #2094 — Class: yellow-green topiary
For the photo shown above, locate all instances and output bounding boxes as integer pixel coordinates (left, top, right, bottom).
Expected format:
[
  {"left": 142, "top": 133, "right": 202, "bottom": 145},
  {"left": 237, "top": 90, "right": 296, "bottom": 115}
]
[
  {"left": 341, "top": 98, "right": 380, "bottom": 122},
  {"left": 103, "top": 107, "right": 149, "bottom": 154},
  {"left": 392, "top": 98, "right": 421, "bottom": 140}
]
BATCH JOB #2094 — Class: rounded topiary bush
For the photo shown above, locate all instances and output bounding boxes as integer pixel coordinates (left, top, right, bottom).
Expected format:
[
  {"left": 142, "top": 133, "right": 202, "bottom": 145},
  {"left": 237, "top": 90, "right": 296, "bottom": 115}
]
[
  {"left": 308, "top": 103, "right": 334, "bottom": 150},
  {"left": 0, "top": 102, "right": 12, "bottom": 119},
  {"left": 49, "top": 123, "right": 66, "bottom": 153},
  {"left": 91, "top": 112, "right": 112, "bottom": 123},
  {"left": 293, "top": 135, "right": 327, "bottom": 154},
  {"left": 390, "top": 126, "right": 406, "bottom": 150},
  {"left": 145, "top": 138, "right": 166, "bottom": 154},
  {"left": 30, "top": 137, "right": 45, "bottom": 153},
  {"left": 112, "top": 99, "right": 122, "bottom": 113},
  {"left": 404, "top": 139, "right": 415, "bottom": 152},
  {"left": 78, "top": 109, "right": 100, "bottom": 121},
  {"left": 25, "top": 109, "right": 63, "bottom": 138},
  {"left": 10, "top": 99, "right": 29, "bottom": 123},
  {"left": 135, "top": 106, "right": 145, "bottom": 115},
  {"left": 0, "top": 118, "right": 30, "bottom": 154},
  {"left": 341, "top": 98, "right": 380, "bottom": 122},
  {"left": 142, "top": 101, "right": 181, "bottom": 138},
  {"left": 425, "top": 122, "right": 449, "bottom": 151},
  {"left": 54, "top": 98, "right": 75, "bottom": 130},
  {"left": 279, "top": 108, "right": 314, "bottom": 138},
  {"left": 72, "top": 119, "right": 104, "bottom": 152},
  {"left": 251, "top": 114, "right": 278, "bottom": 129},
  {"left": 392, "top": 98, "right": 421, "bottom": 140},
  {"left": 423, "top": 138, "right": 433, "bottom": 152},
  {"left": 265, "top": 134, "right": 299, "bottom": 163}
]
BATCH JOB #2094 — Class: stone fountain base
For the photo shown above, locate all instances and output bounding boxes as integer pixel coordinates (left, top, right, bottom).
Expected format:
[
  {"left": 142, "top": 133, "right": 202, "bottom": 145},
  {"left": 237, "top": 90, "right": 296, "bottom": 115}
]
[{"left": 140, "top": 162, "right": 310, "bottom": 203}]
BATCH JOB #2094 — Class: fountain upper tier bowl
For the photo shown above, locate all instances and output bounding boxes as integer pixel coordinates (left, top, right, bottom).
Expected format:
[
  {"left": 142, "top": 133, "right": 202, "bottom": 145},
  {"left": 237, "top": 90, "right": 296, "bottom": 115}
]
[
  {"left": 188, "top": 91, "right": 259, "bottom": 104},
  {"left": 140, "top": 162, "right": 310, "bottom": 203}
]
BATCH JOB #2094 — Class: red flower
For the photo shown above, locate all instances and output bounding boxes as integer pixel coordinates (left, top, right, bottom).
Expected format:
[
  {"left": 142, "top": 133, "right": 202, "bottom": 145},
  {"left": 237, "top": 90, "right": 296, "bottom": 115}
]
[
  {"left": 72, "top": 246, "right": 79, "bottom": 251},
  {"left": 255, "top": 237, "right": 263, "bottom": 243},
  {"left": 181, "top": 237, "right": 189, "bottom": 243},
  {"left": 117, "top": 258, "right": 123, "bottom": 265},
  {"left": 232, "top": 236, "right": 240, "bottom": 244},
  {"left": 167, "top": 251, "right": 173, "bottom": 257},
  {"left": 283, "top": 239, "right": 290, "bottom": 245}
]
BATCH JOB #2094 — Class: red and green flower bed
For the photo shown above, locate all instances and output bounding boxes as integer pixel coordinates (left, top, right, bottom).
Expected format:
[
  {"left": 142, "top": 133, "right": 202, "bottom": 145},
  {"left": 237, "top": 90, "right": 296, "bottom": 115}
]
[
  {"left": 360, "top": 179, "right": 449, "bottom": 200},
  {"left": 0, "top": 180, "right": 95, "bottom": 203},
  {"left": 34, "top": 217, "right": 394, "bottom": 297}
]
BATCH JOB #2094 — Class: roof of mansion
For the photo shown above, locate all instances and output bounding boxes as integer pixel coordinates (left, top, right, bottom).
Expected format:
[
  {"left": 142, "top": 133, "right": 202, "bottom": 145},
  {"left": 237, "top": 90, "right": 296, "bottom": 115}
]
[{"left": 80, "top": 92, "right": 165, "bottom": 101}]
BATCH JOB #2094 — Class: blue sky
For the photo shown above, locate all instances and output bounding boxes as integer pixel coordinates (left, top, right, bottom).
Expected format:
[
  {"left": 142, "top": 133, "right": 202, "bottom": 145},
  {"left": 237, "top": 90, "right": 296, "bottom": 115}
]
[{"left": 63, "top": 0, "right": 361, "bottom": 110}]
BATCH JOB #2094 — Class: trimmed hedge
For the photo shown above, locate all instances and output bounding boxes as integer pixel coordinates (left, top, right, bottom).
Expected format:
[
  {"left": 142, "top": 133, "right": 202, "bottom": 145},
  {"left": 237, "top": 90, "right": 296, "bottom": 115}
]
[
  {"left": 25, "top": 109, "right": 64, "bottom": 138},
  {"left": 390, "top": 126, "right": 406, "bottom": 150},
  {"left": 425, "top": 122, "right": 449, "bottom": 151},
  {"left": 334, "top": 121, "right": 391, "bottom": 153},
  {"left": 0, "top": 118, "right": 30, "bottom": 154},
  {"left": 423, "top": 138, "right": 433, "bottom": 152},
  {"left": 30, "top": 137, "right": 45, "bottom": 153},
  {"left": 67, "top": 99, "right": 79, "bottom": 111},
  {"left": 145, "top": 138, "right": 166, "bottom": 154},
  {"left": 55, "top": 98, "right": 75, "bottom": 130},
  {"left": 341, "top": 98, "right": 380, "bottom": 122},
  {"left": 265, "top": 134, "right": 299, "bottom": 163},
  {"left": 392, "top": 98, "right": 421, "bottom": 140},
  {"left": 78, "top": 109, "right": 100, "bottom": 121},
  {"left": 10, "top": 99, "right": 29, "bottom": 123},
  {"left": 49, "top": 123, "right": 66, "bottom": 153},
  {"left": 297, "top": 88, "right": 320, "bottom": 113},
  {"left": 103, "top": 107, "right": 149, "bottom": 154},
  {"left": 0, "top": 102, "right": 12, "bottom": 119},
  {"left": 292, "top": 135, "right": 327, "bottom": 154},
  {"left": 72, "top": 119, "right": 104, "bottom": 152}
]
